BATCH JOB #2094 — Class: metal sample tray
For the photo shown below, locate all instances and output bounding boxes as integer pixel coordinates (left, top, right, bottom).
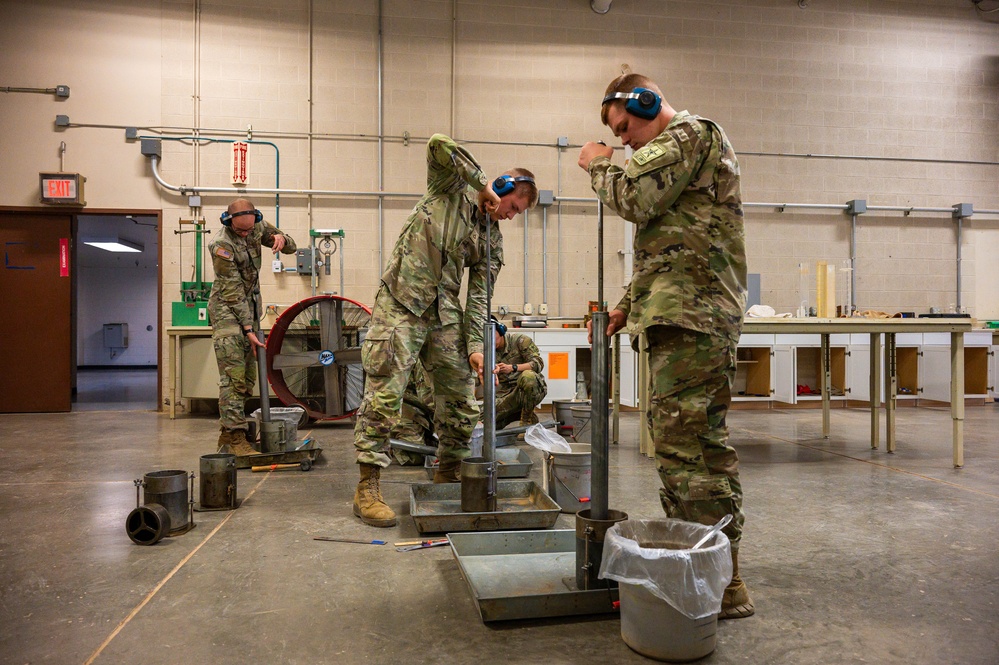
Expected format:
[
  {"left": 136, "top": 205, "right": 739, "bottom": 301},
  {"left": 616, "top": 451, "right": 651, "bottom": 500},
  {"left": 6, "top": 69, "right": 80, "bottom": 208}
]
[
  {"left": 449, "top": 529, "right": 619, "bottom": 622},
  {"left": 423, "top": 448, "right": 533, "bottom": 480},
  {"left": 234, "top": 439, "right": 323, "bottom": 470},
  {"left": 410, "top": 480, "right": 559, "bottom": 534}
]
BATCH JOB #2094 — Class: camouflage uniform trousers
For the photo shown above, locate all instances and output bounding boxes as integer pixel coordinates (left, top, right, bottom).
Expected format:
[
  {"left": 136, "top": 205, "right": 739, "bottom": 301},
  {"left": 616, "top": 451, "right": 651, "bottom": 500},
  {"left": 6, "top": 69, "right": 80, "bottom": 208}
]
[
  {"left": 494, "top": 370, "right": 545, "bottom": 431},
  {"left": 646, "top": 325, "right": 744, "bottom": 548},
  {"left": 354, "top": 287, "right": 479, "bottom": 468},
  {"left": 392, "top": 398, "right": 435, "bottom": 466},
  {"left": 213, "top": 333, "right": 256, "bottom": 431}
]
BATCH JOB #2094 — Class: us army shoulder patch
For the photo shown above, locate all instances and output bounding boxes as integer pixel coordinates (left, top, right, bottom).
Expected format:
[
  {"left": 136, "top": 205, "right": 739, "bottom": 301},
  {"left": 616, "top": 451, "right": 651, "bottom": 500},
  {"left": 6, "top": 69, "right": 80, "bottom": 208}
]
[
  {"left": 632, "top": 143, "right": 666, "bottom": 166},
  {"left": 214, "top": 247, "right": 233, "bottom": 260},
  {"left": 626, "top": 135, "right": 682, "bottom": 178}
]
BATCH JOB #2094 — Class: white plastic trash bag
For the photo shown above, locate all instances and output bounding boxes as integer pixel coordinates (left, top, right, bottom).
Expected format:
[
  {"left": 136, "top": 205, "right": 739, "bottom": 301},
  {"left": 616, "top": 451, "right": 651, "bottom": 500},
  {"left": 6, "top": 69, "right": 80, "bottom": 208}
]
[
  {"left": 524, "top": 423, "right": 572, "bottom": 453},
  {"left": 599, "top": 519, "right": 733, "bottom": 619},
  {"left": 469, "top": 423, "right": 484, "bottom": 457}
]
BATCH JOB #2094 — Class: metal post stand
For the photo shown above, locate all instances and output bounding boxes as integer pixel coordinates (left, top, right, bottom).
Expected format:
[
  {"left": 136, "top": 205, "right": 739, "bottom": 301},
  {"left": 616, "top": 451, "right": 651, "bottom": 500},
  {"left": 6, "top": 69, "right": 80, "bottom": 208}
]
[{"left": 575, "top": 200, "right": 627, "bottom": 590}]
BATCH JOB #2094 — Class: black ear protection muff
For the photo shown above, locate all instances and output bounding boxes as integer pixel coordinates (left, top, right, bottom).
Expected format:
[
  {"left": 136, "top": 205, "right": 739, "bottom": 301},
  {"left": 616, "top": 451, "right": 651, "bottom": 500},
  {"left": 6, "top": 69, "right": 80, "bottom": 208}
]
[
  {"left": 601, "top": 87, "right": 662, "bottom": 121},
  {"left": 492, "top": 174, "right": 536, "bottom": 197},
  {"left": 220, "top": 209, "right": 263, "bottom": 227},
  {"left": 491, "top": 315, "right": 508, "bottom": 337}
]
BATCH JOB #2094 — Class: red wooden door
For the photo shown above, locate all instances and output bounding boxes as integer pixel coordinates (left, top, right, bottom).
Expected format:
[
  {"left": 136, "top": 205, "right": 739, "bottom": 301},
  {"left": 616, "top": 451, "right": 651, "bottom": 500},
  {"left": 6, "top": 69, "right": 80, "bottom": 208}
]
[{"left": 0, "top": 212, "right": 73, "bottom": 412}]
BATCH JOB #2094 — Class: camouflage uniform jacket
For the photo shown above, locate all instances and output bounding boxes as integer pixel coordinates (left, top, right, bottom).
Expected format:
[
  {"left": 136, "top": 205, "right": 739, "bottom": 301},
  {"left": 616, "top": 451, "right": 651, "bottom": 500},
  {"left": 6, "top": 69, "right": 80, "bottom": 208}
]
[
  {"left": 495, "top": 332, "right": 546, "bottom": 394},
  {"left": 380, "top": 134, "right": 504, "bottom": 356},
  {"left": 208, "top": 221, "right": 298, "bottom": 337},
  {"left": 587, "top": 111, "right": 747, "bottom": 343}
]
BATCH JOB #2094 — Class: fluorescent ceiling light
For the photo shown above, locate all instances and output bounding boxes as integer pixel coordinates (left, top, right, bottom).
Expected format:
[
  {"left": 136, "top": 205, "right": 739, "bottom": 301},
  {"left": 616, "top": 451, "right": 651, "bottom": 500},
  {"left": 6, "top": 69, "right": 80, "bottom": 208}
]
[{"left": 82, "top": 237, "right": 144, "bottom": 253}]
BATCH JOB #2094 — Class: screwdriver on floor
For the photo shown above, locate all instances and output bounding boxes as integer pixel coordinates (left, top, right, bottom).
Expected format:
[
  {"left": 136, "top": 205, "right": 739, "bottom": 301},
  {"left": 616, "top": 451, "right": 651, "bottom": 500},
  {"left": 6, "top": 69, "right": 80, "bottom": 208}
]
[{"left": 314, "top": 537, "right": 387, "bottom": 545}]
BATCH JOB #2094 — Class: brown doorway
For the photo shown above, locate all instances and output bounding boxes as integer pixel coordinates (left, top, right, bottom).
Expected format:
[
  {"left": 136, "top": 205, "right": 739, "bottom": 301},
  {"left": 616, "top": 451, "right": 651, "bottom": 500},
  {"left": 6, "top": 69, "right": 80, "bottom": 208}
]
[
  {"left": 0, "top": 207, "right": 162, "bottom": 414},
  {"left": 0, "top": 211, "right": 73, "bottom": 412}
]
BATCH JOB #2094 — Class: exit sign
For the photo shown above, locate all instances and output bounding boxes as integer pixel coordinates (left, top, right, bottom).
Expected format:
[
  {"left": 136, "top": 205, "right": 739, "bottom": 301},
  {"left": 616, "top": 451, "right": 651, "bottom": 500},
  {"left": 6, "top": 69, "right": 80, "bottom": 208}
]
[{"left": 39, "top": 172, "right": 86, "bottom": 205}]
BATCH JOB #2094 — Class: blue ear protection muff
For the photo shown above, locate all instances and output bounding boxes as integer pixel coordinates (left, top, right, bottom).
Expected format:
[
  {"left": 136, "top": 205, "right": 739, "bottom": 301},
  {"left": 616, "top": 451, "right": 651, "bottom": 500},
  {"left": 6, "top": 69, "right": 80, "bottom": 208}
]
[
  {"left": 220, "top": 209, "right": 264, "bottom": 227},
  {"left": 491, "top": 315, "right": 507, "bottom": 337},
  {"left": 492, "top": 174, "right": 536, "bottom": 197},
  {"left": 600, "top": 87, "right": 662, "bottom": 121}
]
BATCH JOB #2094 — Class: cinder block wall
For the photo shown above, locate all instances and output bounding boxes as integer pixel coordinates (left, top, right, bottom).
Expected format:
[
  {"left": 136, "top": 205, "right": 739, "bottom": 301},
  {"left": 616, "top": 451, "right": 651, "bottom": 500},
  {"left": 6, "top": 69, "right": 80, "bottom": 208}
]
[{"left": 1, "top": 0, "right": 997, "bottom": 405}]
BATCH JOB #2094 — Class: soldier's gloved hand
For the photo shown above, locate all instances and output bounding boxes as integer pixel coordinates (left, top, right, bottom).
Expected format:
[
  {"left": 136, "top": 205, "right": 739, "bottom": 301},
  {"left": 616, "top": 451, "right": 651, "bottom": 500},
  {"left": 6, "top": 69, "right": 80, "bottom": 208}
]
[
  {"left": 586, "top": 309, "right": 627, "bottom": 344},
  {"left": 477, "top": 187, "right": 501, "bottom": 219},
  {"left": 578, "top": 142, "right": 614, "bottom": 170}
]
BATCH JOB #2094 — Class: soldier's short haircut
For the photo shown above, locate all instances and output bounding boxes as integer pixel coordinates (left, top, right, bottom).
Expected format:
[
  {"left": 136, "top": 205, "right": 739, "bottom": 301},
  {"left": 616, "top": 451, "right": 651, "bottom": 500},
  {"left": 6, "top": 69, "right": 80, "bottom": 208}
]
[
  {"left": 600, "top": 73, "right": 664, "bottom": 126},
  {"left": 228, "top": 197, "right": 256, "bottom": 215},
  {"left": 503, "top": 168, "right": 540, "bottom": 208}
]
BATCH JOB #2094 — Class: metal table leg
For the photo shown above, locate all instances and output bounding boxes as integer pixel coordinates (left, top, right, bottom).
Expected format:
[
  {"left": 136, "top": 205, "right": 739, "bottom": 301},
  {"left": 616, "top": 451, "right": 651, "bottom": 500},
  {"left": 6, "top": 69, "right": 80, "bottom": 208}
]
[
  {"left": 951, "top": 331, "right": 965, "bottom": 468},
  {"left": 821, "top": 333, "right": 830, "bottom": 438},
  {"left": 885, "top": 332, "right": 897, "bottom": 453},
  {"left": 870, "top": 332, "right": 880, "bottom": 450},
  {"left": 169, "top": 331, "right": 178, "bottom": 419}
]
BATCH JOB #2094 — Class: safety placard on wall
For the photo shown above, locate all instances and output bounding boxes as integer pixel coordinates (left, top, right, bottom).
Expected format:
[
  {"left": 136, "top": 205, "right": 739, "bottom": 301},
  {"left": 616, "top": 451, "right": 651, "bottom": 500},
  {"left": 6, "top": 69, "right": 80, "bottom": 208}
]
[
  {"left": 548, "top": 352, "right": 569, "bottom": 380},
  {"left": 59, "top": 238, "right": 69, "bottom": 277},
  {"left": 232, "top": 141, "right": 248, "bottom": 185}
]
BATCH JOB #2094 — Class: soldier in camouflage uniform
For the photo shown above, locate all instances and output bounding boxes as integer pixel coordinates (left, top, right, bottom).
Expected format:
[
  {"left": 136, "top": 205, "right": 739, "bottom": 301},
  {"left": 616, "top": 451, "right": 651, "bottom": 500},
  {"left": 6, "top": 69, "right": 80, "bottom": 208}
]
[
  {"left": 391, "top": 360, "right": 435, "bottom": 466},
  {"left": 208, "top": 198, "right": 298, "bottom": 457},
  {"left": 579, "top": 73, "right": 752, "bottom": 619},
  {"left": 489, "top": 316, "right": 547, "bottom": 430},
  {"left": 352, "top": 133, "right": 538, "bottom": 528}
]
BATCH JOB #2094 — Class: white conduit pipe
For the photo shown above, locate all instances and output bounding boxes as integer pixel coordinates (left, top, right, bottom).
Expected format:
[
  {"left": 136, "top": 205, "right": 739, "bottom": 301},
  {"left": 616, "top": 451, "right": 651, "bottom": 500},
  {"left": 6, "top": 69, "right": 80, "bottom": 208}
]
[{"left": 523, "top": 210, "right": 529, "bottom": 307}]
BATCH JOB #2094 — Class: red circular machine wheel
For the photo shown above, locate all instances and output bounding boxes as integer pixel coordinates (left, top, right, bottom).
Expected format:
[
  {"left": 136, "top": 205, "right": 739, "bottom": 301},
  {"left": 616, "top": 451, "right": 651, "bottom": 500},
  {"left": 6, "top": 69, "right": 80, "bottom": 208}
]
[{"left": 266, "top": 295, "right": 371, "bottom": 421}]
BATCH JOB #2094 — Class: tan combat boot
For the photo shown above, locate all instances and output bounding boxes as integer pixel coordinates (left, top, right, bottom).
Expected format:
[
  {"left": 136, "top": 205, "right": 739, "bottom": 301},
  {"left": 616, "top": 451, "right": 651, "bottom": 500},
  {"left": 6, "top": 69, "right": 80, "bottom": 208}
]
[
  {"left": 433, "top": 459, "right": 461, "bottom": 484},
  {"left": 353, "top": 464, "right": 397, "bottom": 527},
  {"left": 719, "top": 548, "right": 755, "bottom": 619},
  {"left": 228, "top": 430, "right": 260, "bottom": 457},
  {"left": 217, "top": 428, "right": 234, "bottom": 453}
]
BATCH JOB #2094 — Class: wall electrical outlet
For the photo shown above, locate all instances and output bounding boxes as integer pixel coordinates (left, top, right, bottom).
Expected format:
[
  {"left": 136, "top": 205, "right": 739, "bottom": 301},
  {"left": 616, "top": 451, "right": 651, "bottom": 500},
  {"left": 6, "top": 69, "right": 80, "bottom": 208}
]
[
  {"left": 523, "top": 303, "right": 533, "bottom": 315},
  {"left": 498, "top": 305, "right": 509, "bottom": 316},
  {"left": 538, "top": 303, "right": 548, "bottom": 315},
  {"left": 272, "top": 259, "right": 283, "bottom": 273}
]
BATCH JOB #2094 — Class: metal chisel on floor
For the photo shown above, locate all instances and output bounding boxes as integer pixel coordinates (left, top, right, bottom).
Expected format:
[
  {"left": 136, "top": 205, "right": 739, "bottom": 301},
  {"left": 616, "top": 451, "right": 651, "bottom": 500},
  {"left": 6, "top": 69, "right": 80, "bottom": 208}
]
[{"left": 395, "top": 538, "right": 449, "bottom": 552}]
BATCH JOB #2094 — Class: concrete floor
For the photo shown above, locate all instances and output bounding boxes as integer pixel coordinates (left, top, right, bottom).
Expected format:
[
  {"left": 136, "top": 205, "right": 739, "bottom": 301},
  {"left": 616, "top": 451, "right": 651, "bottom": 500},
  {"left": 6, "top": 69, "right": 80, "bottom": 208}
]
[{"left": 2, "top": 403, "right": 998, "bottom": 664}]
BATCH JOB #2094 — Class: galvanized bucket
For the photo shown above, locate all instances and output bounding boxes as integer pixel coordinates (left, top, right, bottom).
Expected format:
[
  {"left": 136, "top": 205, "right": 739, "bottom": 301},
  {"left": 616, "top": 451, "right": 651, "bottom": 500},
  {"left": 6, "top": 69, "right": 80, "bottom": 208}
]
[
  {"left": 545, "top": 443, "right": 591, "bottom": 513},
  {"left": 551, "top": 399, "right": 588, "bottom": 436},
  {"left": 570, "top": 405, "right": 592, "bottom": 443}
]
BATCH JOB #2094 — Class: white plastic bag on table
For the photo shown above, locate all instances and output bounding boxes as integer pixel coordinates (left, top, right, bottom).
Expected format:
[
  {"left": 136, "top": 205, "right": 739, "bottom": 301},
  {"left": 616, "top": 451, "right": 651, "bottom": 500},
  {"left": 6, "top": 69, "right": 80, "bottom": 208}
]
[
  {"left": 599, "top": 518, "right": 733, "bottom": 619},
  {"left": 523, "top": 423, "right": 572, "bottom": 453}
]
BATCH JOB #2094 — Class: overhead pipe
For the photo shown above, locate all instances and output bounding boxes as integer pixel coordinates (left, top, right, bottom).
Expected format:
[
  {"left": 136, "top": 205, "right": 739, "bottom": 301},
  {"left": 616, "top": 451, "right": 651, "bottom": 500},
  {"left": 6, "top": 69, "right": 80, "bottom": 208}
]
[
  {"left": 141, "top": 135, "right": 281, "bottom": 226},
  {"left": 523, "top": 210, "right": 529, "bottom": 308},
  {"left": 377, "top": 0, "right": 385, "bottom": 272},
  {"left": 542, "top": 205, "right": 548, "bottom": 308},
  {"left": 590, "top": 0, "right": 613, "bottom": 14}
]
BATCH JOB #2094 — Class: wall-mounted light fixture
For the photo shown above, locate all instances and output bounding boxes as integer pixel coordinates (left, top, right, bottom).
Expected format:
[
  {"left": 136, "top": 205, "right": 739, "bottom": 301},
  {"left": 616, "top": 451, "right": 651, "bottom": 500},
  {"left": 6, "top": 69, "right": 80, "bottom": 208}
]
[{"left": 82, "top": 237, "right": 144, "bottom": 253}]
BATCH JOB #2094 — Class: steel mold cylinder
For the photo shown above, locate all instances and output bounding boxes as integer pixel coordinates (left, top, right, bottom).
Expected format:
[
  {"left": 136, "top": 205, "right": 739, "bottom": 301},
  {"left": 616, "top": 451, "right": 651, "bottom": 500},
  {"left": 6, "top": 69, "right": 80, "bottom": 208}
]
[
  {"left": 199, "top": 453, "right": 237, "bottom": 510},
  {"left": 258, "top": 420, "right": 286, "bottom": 454},
  {"left": 575, "top": 508, "right": 628, "bottom": 591},
  {"left": 460, "top": 457, "right": 497, "bottom": 513},
  {"left": 143, "top": 470, "right": 190, "bottom": 535},
  {"left": 125, "top": 503, "right": 171, "bottom": 546}
]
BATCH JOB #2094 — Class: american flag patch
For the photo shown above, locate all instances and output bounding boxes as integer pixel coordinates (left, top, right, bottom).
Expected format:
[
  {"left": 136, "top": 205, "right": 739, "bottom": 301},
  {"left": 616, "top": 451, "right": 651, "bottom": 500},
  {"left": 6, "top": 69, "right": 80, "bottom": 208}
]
[{"left": 215, "top": 247, "right": 233, "bottom": 260}]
